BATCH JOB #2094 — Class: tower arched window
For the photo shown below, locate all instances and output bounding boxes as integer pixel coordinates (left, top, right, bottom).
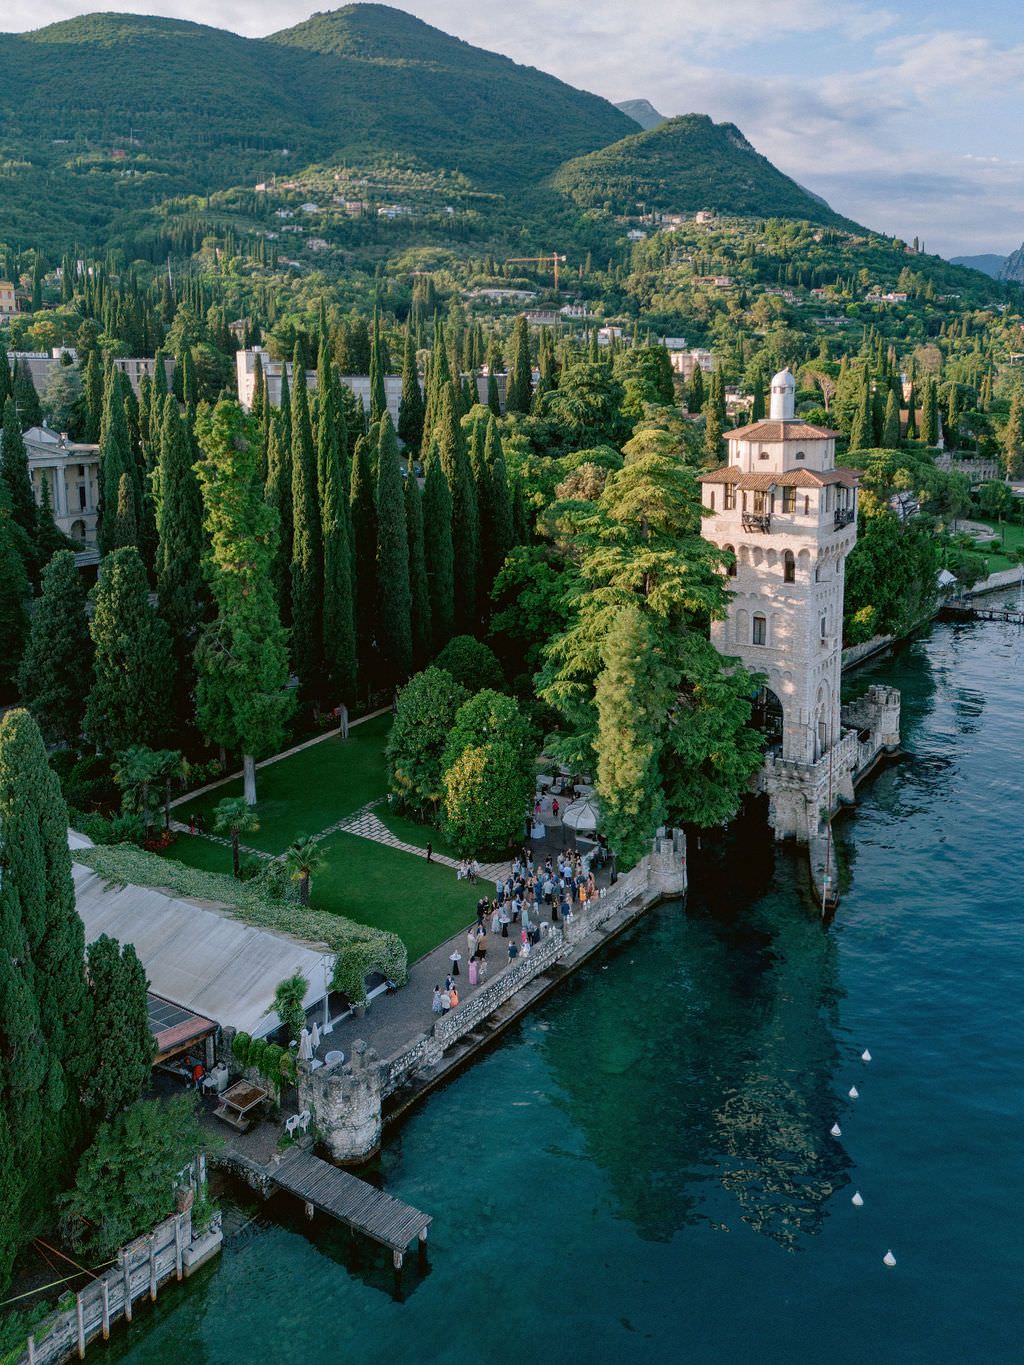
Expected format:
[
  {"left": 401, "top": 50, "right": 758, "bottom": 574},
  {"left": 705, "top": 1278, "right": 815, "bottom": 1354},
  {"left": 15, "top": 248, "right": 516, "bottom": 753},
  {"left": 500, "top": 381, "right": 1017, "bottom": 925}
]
[
  {"left": 795, "top": 450, "right": 805, "bottom": 461},
  {"left": 752, "top": 613, "right": 767, "bottom": 646},
  {"left": 708, "top": 490, "right": 716, "bottom": 511},
  {"left": 724, "top": 543, "right": 737, "bottom": 577},
  {"left": 758, "top": 449, "right": 770, "bottom": 460},
  {"left": 783, "top": 550, "right": 795, "bottom": 583}
]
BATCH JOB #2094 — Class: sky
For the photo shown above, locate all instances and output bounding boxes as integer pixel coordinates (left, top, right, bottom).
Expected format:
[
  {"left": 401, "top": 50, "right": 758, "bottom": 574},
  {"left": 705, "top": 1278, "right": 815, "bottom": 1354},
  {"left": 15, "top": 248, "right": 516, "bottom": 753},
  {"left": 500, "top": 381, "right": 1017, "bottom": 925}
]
[{"left": 6, "top": 0, "right": 1024, "bottom": 258}]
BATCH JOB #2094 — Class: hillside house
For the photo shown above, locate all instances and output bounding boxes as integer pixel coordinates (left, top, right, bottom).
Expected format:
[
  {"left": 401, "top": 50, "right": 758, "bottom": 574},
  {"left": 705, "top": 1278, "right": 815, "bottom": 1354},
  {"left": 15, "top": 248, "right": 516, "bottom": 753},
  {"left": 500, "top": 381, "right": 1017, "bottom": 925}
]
[{"left": 0, "top": 280, "right": 18, "bottom": 315}]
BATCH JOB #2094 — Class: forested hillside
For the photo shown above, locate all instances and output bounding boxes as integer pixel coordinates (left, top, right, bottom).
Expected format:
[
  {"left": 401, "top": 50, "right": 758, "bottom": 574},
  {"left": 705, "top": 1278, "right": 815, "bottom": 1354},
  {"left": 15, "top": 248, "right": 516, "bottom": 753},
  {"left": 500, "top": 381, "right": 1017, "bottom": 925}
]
[{"left": 0, "top": 5, "right": 633, "bottom": 249}]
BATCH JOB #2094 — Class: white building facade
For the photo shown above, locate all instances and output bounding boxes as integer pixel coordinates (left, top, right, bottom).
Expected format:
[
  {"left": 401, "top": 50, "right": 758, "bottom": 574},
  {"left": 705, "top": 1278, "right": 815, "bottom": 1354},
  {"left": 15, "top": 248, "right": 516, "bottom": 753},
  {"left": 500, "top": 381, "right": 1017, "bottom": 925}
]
[
  {"left": 699, "top": 369, "right": 900, "bottom": 841},
  {"left": 23, "top": 425, "right": 100, "bottom": 545}
]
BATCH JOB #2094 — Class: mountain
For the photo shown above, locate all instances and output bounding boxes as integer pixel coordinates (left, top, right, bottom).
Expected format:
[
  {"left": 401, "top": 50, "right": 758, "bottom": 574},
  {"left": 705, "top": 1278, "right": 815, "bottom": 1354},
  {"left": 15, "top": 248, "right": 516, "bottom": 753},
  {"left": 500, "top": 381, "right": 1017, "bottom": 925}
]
[
  {"left": 0, "top": 4, "right": 634, "bottom": 248},
  {"left": 998, "top": 244, "right": 1024, "bottom": 284},
  {"left": 949, "top": 253, "right": 1007, "bottom": 278},
  {"left": 549, "top": 115, "right": 857, "bottom": 228},
  {"left": 615, "top": 99, "right": 666, "bottom": 130}
]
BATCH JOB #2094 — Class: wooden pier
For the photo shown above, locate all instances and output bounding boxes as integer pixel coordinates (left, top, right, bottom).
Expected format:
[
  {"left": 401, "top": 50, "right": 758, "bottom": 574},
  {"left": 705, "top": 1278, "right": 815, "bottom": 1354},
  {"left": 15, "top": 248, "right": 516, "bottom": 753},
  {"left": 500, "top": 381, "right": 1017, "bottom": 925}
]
[
  {"left": 271, "top": 1148, "right": 431, "bottom": 1287},
  {"left": 944, "top": 598, "right": 1024, "bottom": 625}
]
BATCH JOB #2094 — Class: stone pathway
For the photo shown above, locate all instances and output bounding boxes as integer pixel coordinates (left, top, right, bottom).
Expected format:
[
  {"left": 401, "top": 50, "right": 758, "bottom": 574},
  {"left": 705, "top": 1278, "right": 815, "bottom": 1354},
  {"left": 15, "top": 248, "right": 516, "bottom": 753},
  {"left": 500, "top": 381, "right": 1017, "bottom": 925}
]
[{"left": 315, "top": 800, "right": 506, "bottom": 880}]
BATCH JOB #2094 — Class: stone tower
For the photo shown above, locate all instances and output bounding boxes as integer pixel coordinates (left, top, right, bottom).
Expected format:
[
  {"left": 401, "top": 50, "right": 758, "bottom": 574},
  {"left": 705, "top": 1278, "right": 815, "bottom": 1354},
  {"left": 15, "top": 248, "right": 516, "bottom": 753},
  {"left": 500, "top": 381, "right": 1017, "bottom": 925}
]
[{"left": 698, "top": 369, "right": 895, "bottom": 840}]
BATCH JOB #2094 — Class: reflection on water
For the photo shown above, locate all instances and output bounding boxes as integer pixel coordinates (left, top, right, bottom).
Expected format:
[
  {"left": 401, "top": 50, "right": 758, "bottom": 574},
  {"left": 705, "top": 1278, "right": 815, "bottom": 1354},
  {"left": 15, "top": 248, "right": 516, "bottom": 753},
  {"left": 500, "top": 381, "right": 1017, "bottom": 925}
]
[{"left": 545, "top": 828, "right": 849, "bottom": 1249}]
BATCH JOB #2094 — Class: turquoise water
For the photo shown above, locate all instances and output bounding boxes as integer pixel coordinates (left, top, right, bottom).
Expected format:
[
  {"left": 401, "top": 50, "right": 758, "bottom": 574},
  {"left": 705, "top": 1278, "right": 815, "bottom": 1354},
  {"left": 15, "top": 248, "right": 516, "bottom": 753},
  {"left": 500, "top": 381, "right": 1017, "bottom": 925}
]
[{"left": 109, "top": 608, "right": 1024, "bottom": 1364}]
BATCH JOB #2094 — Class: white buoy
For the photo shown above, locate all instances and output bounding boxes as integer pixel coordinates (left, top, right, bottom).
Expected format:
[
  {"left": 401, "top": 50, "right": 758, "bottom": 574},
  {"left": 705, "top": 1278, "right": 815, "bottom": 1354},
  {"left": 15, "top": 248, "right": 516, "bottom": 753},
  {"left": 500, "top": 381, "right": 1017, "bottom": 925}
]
[
  {"left": 862, "top": 1049, "right": 872, "bottom": 1063},
  {"left": 852, "top": 1191, "right": 864, "bottom": 1207},
  {"left": 830, "top": 1122, "right": 842, "bottom": 1137},
  {"left": 849, "top": 1085, "right": 860, "bottom": 1099},
  {"left": 883, "top": 1250, "right": 896, "bottom": 1267}
]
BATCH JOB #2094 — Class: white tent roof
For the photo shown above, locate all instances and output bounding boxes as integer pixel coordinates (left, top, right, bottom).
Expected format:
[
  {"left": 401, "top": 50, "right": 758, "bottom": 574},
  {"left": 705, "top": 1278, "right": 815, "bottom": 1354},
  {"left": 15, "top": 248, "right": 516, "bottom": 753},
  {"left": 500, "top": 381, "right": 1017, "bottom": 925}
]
[{"left": 72, "top": 862, "right": 333, "bottom": 1039}]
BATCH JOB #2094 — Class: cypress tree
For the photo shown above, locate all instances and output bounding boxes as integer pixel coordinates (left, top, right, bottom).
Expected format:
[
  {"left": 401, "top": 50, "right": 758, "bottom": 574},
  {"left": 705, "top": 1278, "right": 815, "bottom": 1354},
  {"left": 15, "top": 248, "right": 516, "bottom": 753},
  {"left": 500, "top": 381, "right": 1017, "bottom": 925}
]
[
  {"left": 194, "top": 401, "right": 293, "bottom": 806},
  {"left": 405, "top": 471, "right": 432, "bottom": 668},
  {"left": 82, "top": 348, "right": 104, "bottom": 443},
  {"left": 278, "top": 358, "right": 292, "bottom": 452},
  {"left": 435, "top": 384, "right": 479, "bottom": 632},
  {"left": 112, "top": 471, "right": 138, "bottom": 550},
  {"left": 702, "top": 401, "right": 724, "bottom": 464},
  {"left": 506, "top": 315, "right": 532, "bottom": 414},
  {"left": 0, "top": 709, "right": 91, "bottom": 1270},
  {"left": 251, "top": 352, "right": 268, "bottom": 483},
  {"left": 905, "top": 382, "right": 918, "bottom": 439},
  {"left": 98, "top": 369, "right": 133, "bottom": 554},
  {"left": 18, "top": 550, "right": 90, "bottom": 744},
  {"left": 369, "top": 309, "right": 387, "bottom": 425},
  {"left": 422, "top": 441, "right": 455, "bottom": 650},
  {"left": 849, "top": 378, "right": 872, "bottom": 451},
  {"left": 511, "top": 475, "right": 528, "bottom": 546},
  {"left": 881, "top": 389, "right": 901, "bottom": 448},
  {"left": 482, "top": 415, "right": 514, "bottom": 592},
  {"left": 1, "top": 397, "right": 37, "bottom": 548},
  {"left": 156, "top": 395, "right": 206, "bottom": 663},
  {"left": 82, "top": 936, "right": 154, "bottom": 1123},
  {"left": 922, "top": 377, "right": 940, "bottom": 446},
  {"left": 321, "top": 401, "right": 357, "bottom": 705},
  {"left": 12, "top": 362, "right": 41, "bottom": 428},
  {"left": 264, "top": 409, "right": 292, "bottom": 623},
  {"left": 290, "top": 343, "right": 322, "bottom": 698},
  {"left": 486, "top": 368, "right": 501, "bottom": 417},
  {"left": 0, "top": 486, "right": 29, "bottom": 692},
  {"left": 349, "top": 433, "right": 378, "bottom": 685},
  {"left": 422, "top": 319, "right": 453, "bottom": 446},
  {"left": 398, "top": 330, "right": 424, "bottom": 451},
  {"left": 86, "top": 547, "right": 173, "bottom": 752},
  {"left": 374, "top": 414, "right": 412, "bottom": 688}
]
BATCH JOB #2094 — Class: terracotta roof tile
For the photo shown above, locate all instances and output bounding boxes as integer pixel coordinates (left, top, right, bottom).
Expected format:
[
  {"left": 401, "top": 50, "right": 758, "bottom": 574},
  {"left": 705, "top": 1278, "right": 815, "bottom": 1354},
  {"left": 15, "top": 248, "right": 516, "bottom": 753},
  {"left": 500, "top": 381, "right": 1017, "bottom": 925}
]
[
  {"left": 726, "top": 420, "right": 841, "bottom": 441},
  {"left": 698, "top": 465, "right": 859, "bottom": 490}
]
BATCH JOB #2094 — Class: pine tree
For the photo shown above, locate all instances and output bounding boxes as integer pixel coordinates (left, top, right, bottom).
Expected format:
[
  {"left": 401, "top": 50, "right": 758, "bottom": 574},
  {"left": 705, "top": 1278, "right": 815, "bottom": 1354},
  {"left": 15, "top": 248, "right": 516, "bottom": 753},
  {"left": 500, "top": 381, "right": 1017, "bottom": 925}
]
[
  {"left": 1, "top": 397, "right": 37, "bottom": 552},
  {"left": 506, "top": 315, "right": 532, "bottom": 414},
  {"left": 155, "top": 395, "right": 206, "bottom": 704},
  {"left": 422, "top": 441, "right": 455, "bottom": 651},
  {"left": 0, "top": 709, "right": 91, "bottom": 1273},
  {"left": 374, "top": 414, "right": 412, "bottom": 688},
  {"left": 290, "top": 342, "right": 322, "bottom": 699},
  {"left": 17, "top": 550, "right": 89, "bottom": 743},
  {"left": 435, "top": 384, "right": 479, "bottom": 632},
  {"left": 349, "top": 432, "right": 378, "bottom": 686},
  {"left": 86, "top": 547, "right": 173, "bottom": 752},
  {"left": 194, "top": 401, "right": 294, "bottom": 805},
  {"left": 397, "top": 330, "right": 424, "bottom": 451},
  {"left": 82, "top": 937, "right": 154, "bottom": 1123},
  {"left": 881, "top": 389, "right": 901, "bottom": 448},
  {"left": 405, "top": 471, "right": 432, "bottom": 668}
]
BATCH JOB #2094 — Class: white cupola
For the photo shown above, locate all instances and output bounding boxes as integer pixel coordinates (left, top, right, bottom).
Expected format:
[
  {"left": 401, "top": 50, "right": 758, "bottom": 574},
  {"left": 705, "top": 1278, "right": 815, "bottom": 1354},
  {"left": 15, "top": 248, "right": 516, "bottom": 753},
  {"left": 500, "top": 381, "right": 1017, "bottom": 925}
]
[{"left": 769, "top": 368, "right": 796, "bottom": 421}]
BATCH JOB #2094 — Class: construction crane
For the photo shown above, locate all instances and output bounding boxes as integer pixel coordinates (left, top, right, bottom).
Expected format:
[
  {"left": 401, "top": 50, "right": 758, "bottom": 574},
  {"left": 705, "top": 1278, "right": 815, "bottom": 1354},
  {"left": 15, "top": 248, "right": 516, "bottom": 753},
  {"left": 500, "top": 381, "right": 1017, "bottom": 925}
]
[{"left": 505, "top": 252, "right": 567, "bottom": 292}]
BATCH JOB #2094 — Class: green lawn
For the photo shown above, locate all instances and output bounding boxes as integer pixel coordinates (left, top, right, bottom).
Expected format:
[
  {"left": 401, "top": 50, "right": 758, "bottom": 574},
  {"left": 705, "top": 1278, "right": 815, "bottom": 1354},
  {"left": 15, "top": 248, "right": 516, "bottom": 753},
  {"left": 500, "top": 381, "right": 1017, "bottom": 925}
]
[
  {"left": 309, "top": 831, "right": 478, "bottom": 962},
  {"left": 154, "top": 832, "right": 244, "bottom": 879},
  {"left": 177, "top": 714, "right": 392, "bottom": 854},
  {"left": 972, "top": 520, "right": 1024, "bottom": 574}
]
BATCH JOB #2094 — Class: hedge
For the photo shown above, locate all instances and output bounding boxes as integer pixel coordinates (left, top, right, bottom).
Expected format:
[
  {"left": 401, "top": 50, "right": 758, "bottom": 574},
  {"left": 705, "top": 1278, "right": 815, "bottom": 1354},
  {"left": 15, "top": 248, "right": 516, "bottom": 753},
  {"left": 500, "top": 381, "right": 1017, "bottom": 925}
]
[{"left": 74, "top": 844, "right": 408, "bottom": 1003}]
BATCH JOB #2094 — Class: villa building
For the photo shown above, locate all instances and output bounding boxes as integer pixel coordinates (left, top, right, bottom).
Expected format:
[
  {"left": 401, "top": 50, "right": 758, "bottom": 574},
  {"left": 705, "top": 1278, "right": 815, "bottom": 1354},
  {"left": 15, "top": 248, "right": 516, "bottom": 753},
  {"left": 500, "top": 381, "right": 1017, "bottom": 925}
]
[{"left": 22, "top": 425, "right": 100, "bottom": 546}]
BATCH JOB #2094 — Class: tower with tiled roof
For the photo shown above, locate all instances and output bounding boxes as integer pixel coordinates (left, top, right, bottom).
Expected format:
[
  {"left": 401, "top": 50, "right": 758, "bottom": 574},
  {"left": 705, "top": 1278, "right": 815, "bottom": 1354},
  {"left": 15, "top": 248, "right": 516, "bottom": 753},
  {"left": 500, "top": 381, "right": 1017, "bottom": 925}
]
[{"left": 698, "top": 368, "right": 895, "bottom": 844}]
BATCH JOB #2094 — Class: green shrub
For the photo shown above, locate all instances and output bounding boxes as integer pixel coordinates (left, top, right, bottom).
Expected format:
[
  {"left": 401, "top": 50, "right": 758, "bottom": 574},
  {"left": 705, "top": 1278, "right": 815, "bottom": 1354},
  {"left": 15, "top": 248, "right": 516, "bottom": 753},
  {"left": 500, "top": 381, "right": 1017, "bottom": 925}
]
[{"left": 231, "top": 1032, "right": 252, "bottom": 1067}]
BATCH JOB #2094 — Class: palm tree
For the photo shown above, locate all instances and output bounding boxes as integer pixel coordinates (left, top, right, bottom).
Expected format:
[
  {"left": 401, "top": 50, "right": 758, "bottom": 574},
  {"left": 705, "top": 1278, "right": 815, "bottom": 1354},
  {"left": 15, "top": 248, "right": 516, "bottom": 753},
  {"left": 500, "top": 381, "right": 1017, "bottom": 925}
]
[
  {"left": 284, "top": 834, "right": 324, "bottom": 907},
  {"left": 213, "top": 796, "right": 260, "bottom": 878},
  {"left": 113, "top": 745, "right": 164, "bottom": 832},
  {"left": 271, "top": 973, "right": 309, "bottom": 1043}
]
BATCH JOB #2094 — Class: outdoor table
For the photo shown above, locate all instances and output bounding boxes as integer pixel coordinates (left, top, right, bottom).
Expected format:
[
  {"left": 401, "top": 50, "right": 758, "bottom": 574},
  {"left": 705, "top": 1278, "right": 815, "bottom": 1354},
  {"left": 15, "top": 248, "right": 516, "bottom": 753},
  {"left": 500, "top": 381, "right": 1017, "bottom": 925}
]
[
  {"left": 324, "top": 1050, "right": 345, "bottom": 1067},
  {"left": 213, "top": 1080, "right": 268, "bottom": 1132}
]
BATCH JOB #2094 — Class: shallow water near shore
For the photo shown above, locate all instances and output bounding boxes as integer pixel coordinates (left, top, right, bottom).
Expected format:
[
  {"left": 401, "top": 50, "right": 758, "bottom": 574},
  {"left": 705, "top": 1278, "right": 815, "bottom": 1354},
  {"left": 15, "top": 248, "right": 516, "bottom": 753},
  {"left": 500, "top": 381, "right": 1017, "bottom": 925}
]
[{"left": 106, "top": 603, "right": 1024, "bottom": 1365}]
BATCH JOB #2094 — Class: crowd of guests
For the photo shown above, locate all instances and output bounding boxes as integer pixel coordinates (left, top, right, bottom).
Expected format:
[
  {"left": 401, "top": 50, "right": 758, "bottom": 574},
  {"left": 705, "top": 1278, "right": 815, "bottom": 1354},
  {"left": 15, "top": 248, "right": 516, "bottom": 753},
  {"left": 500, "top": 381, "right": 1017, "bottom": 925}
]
[{"left": 431, "top": 848, "right": 605, "bottom": 1016}]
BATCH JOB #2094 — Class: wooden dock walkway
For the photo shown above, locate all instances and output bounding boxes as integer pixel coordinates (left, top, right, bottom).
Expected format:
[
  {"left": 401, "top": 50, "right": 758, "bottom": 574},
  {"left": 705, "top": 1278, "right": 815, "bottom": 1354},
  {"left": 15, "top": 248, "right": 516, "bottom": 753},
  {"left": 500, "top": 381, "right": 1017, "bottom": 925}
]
[{"left": 272, "top": 1148, "right": 431, "bottom": 1270}]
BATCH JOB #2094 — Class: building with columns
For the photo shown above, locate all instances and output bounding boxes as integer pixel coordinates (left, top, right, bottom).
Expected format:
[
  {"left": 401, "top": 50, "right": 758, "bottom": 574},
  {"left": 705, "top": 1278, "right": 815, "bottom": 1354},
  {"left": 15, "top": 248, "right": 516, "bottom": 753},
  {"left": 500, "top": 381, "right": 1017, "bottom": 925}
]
[
  {"left": 699, "top": 369, "right": 899, "bottom": 843},
  {"left": 22, "top": 426, "right": 100, "bottom": 546}
]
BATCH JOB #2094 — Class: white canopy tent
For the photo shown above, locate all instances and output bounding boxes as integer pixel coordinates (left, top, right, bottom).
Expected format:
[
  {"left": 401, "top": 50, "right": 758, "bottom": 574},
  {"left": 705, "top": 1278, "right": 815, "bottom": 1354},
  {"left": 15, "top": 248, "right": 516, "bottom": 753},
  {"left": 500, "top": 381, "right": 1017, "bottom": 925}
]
[{"left": 72, "top": 862, "right": 334, "bottom": 1040}]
